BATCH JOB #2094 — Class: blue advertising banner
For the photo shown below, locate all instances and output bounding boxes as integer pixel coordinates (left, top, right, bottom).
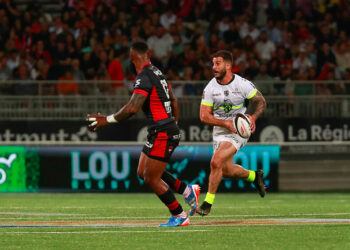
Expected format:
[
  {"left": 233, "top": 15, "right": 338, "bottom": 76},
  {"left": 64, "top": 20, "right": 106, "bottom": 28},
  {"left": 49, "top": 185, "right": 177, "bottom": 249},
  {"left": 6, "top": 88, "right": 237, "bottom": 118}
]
[{"left": 0, "top": 145, "right": 279, "bottom": 192}]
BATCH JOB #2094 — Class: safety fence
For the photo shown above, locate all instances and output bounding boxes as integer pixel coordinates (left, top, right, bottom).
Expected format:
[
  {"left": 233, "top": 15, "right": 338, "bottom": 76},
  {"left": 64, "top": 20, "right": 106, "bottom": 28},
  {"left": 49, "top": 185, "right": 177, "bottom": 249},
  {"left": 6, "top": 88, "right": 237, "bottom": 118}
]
[{"left": 0, "top": 80, "right": 350, "bottom": 120}]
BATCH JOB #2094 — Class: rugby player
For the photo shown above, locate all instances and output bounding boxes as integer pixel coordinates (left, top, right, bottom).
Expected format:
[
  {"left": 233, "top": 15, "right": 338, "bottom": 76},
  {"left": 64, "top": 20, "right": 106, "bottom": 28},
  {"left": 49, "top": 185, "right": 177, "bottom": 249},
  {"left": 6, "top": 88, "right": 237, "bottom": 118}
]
[
  {"left": 197, "top": 50, "right": 267, "bottom": 216},
  {"left": 87, "top": 42, "right": 200, "bottom": 226}
]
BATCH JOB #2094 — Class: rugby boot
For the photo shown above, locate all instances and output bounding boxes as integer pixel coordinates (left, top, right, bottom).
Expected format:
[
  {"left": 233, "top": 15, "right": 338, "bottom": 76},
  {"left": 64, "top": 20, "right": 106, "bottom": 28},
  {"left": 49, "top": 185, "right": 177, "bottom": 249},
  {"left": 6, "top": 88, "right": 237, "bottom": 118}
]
[
  {"left": 197, "top": 201, "right": 212, "bottom": 217},
  {"left": 253, "top": 169, "right": 266, "bottom": 198},
  {"left": 159, "top": 213, "right": 189, "bottom": 227},
  {"left": 184, "top": 184, "right": 200, "bottom": 216}
]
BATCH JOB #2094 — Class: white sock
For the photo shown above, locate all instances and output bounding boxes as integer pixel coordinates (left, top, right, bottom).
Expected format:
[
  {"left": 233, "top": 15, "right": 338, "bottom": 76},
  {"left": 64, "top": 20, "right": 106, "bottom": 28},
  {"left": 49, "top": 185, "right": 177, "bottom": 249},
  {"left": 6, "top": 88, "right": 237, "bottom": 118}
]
[
  {"left": 183, "top": 186, "right": 191, "bottom": 198},
  {"left": 177, "top": 211, "right": 187, "bottom": 218}
]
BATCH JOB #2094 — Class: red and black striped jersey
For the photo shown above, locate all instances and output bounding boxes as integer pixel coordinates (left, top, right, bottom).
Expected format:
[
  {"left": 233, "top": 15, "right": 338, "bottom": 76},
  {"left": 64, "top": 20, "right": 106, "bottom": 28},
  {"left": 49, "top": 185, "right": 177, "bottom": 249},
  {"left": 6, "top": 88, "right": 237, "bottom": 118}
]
[{"left": 133, "top": 62, "right": 174, "bottom": 127}]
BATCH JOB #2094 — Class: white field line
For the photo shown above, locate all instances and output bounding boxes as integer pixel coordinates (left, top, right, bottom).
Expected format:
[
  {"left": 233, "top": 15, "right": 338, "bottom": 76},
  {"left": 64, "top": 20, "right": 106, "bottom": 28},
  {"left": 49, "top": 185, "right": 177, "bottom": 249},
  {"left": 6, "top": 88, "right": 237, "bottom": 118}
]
[
  {"left": 0, "top": 212, "right": 88, "bottom": 216},
  {"left": 0, "top": 212, "right": 349, "bottom": 220},
  {"left": 0, "top": 218, "right": 350, "bottom": 229},
  {"left": 0, "top": 230, "right": 214, "bottom": 234}
]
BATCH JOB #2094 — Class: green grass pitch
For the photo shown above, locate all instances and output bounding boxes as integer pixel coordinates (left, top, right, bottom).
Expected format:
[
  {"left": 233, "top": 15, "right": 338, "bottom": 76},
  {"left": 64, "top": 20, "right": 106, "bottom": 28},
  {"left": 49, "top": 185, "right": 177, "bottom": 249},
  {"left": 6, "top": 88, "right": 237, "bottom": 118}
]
[{"left": 0, "top": 193, "right": 349, "bottom": 250}]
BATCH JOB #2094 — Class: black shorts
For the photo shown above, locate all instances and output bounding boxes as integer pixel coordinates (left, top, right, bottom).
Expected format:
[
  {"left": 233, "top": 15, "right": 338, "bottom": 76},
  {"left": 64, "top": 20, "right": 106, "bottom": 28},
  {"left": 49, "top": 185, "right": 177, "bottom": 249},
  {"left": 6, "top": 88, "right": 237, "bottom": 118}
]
[{"left": 142, "top": 121, "right": 181, "bottom": 162}]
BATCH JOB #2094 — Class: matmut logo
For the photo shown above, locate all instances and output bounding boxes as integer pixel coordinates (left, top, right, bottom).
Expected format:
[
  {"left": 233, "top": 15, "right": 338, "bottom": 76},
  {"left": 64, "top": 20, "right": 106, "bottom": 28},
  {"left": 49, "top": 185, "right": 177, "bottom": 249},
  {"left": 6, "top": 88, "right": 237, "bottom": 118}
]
[{"left": 0, "top": 153, "right": 17, "bottom": 184}]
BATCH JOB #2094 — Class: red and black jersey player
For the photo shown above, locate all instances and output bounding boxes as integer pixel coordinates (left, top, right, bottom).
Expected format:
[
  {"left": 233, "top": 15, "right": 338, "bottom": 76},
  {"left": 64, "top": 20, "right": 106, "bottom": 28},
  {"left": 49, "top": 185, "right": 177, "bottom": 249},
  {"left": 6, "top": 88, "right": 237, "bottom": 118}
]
[{"left": 87, "top": 42, "right": 200, "bottom": 227}]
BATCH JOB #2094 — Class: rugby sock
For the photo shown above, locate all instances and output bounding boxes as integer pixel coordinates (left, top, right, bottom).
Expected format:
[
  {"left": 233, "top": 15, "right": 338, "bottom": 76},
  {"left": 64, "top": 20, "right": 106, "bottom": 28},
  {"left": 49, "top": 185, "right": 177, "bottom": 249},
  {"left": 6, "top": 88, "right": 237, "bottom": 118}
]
[
  {"left": 177, "top": 211, "right": 187, "bottom": 219},
  {"left": 158, "top": 189, "right": 184, "bottom": 216},
  {"left": 204, "top": 192, "right": 215, "bottom": 205},
  {"left": 161, "top": 171, "right": 187, "bottom": 194},
  {"left": 246, "top": 170, "right": 256, "bottom": 182}
]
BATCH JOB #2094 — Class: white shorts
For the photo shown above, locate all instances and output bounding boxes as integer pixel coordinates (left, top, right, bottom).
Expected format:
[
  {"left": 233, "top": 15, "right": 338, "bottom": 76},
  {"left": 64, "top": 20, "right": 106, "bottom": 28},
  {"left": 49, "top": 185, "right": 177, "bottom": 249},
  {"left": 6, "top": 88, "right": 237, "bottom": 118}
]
[{"left": 213, "top": 126, "right": 248, "bottom": 152}]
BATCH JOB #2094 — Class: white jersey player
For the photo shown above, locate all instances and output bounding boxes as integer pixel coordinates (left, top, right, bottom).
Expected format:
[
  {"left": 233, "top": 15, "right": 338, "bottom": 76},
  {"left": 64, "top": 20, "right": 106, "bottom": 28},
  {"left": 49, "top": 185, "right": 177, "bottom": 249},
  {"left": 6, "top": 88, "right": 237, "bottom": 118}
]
[
  {"left": 201, "top": 73, "right": 257, "bottom": 151},
  {"left": 197, "top": 50, "right": 267, "bottom": 216}
]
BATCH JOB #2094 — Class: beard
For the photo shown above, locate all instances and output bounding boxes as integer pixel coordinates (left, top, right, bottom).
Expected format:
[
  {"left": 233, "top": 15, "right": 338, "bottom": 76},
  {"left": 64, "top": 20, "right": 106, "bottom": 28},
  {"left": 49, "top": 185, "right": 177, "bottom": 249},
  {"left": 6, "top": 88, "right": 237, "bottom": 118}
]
[{"left": 214, "top": 69, "right": 227, "bottom": 81}]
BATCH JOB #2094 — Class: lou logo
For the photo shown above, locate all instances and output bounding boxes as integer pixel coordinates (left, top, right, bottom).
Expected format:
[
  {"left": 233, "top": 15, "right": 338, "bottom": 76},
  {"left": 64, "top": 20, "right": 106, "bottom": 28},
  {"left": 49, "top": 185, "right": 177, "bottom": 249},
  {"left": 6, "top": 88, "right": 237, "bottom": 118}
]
[{"left": 0, "top": 154, "right": 17, "bottom": 184}]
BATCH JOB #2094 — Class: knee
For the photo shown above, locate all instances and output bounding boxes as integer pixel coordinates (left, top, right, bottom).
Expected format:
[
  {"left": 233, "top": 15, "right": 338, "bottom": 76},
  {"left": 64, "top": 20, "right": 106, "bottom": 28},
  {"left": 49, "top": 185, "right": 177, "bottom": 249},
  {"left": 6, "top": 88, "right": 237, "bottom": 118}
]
[
  {"left": 137, "top": 168, "right": 144, "bottom": 179},
  {"left": 210, "top": 156, "right": 223, "bottom": 171}
]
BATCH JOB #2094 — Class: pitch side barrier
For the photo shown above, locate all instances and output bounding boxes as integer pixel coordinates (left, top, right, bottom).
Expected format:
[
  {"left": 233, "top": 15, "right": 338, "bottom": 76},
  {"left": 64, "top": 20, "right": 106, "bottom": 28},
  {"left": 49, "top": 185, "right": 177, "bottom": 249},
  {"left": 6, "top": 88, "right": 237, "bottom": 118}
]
[
  {"left": 0, "top": 141, "right": 349, "bottom": 192},
  {"left": 0, "top": 80, "right": 350, "bottom": 120}
]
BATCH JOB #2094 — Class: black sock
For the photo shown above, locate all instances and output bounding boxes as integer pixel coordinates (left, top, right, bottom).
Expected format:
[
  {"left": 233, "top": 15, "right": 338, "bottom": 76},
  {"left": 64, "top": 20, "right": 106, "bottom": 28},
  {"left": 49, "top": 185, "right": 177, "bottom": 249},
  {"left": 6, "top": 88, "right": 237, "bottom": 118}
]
[
  {"left": 161, "top": 171, "right": 187, "bottom": 194},
  {"left": 158, "top": 189, "right": 183, "bottom": 215}
]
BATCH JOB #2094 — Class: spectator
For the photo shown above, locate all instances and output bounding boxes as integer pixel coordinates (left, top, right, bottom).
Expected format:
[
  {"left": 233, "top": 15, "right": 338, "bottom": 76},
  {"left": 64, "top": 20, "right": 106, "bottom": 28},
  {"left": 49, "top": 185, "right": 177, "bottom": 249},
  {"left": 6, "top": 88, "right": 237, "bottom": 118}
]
[
  {"left": 36, "top": 61, "right": 54, "bottom": 95},
  {"left": 334, "top": 40, "right": 350, "bottom": 77},
  {"left": 57, "top": 69, "right": 78, "bottom": 95},
  {"left": 108, "top": 48, "right": 127, "bottom": 94},
  {"left": 254, "top": 63, "right": 274, "bottom": 95},
  {"left": 71, "top": 58, "right": 85, "bottom": 81},
  {"left": 0, "top": 52, "right": 11, "bottom": 81},
  {"left": 217, "top": 16, "right": 230, "bottom": 39},
  {"left": 160, "top": 8, "right": 176, "bottom": 30},
  {"left": 343, "top": 68, "right": 350, "bottom": 94},
  {"left": 167, "top": 68, "right": 183, "bottom": 97},
  {"left": 240, "top": 20, "right": 260, "bottom": 41},
  {"left": 13, "top": 64, "right": 37, "bottom": 95},
  {"left": 293, "top": 47, "right": 312, "bottom": 73},
  {"left": 223, "top": 21, "right": 239, "bottom": 45},
  {"left": 0, "top": 52, "right": 12, "bottom": 94},
  {"left": 255, "top": 31, "right": 276, "bottom": 61},
  {"left": 147, "top": 25, "right": 173, "bottom": 66},
  {"left": 305, "top": 42, "right": 317, "bottom": 67},
  {"left": 245, "top": 57, "right": 259, "bottom": 80},
  {"left": 34, "top": 40, "right": 52, "bottom": 65},
  {"left": 264, "top": 19, "right": 282, "bottom": 44},
  {"left": 51, "top": 37, "right": 71, "bottom": 78},
  {"left": 6, "top": 48, "right": 19, "bottom": 71},
  {"left": 317, "top": 42, "right": 336, "bottom": 74}
]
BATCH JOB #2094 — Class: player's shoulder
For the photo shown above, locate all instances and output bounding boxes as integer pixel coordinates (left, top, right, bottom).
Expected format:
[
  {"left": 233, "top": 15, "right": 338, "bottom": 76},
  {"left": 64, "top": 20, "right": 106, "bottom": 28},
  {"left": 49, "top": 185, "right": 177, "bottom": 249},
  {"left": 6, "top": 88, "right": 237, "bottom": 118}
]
[
  {"left": 136, "top": 69, "right": 151, "bottom": 81},
  {"left": 234, "top": 74, "right": 256, "bottom": 88},
  {"left": 204, "top": 77, "right": 217, "bottom": 89}
]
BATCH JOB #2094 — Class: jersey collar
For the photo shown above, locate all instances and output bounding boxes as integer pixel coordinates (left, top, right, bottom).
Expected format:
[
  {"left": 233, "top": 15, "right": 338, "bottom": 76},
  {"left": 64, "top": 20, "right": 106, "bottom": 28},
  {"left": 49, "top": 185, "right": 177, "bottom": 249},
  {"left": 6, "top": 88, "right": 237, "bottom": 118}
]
[
  {"left": 216, "top": 74, "right": 235, "bottom": 86},
  {"left": 140, "top": 62, "right": 151, "bottom": 72}
]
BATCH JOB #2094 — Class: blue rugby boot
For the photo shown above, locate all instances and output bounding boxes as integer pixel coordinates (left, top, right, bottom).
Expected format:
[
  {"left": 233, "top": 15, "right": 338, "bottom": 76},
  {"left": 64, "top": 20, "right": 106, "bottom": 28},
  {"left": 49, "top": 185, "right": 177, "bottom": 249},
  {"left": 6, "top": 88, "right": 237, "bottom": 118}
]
[
  {"left": 159, "top": 213, "right": 189, "bottom": 227},
  {"left": 184, "top": 184, "right": 200, "bottom": 216}
]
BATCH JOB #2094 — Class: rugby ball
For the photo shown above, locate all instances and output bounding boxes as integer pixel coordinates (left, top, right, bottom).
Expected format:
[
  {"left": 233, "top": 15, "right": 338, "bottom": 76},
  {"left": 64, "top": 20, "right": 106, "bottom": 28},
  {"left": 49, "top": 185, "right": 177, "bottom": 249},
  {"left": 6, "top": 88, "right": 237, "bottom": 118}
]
[{"left": 233, "top": 113, "right": 251, "bottom": 139}]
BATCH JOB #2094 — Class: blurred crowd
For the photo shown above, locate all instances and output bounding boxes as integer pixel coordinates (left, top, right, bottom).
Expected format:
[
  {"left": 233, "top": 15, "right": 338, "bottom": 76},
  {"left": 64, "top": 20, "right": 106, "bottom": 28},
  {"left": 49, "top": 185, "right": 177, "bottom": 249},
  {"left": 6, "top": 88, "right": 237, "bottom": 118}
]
[{"left": 0, "top": 0, "right": 350, "bottom": 96}]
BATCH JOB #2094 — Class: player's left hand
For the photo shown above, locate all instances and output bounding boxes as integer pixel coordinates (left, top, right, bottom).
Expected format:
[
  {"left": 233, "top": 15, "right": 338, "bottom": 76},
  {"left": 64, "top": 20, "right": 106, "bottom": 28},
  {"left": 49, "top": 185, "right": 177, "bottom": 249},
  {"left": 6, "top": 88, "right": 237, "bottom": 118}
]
[
  {"left": 245, "top": 114, "right": 256, "bottom": 134},
  {"left": 86, "top": 113, "right": 108, "bottom": 131}
]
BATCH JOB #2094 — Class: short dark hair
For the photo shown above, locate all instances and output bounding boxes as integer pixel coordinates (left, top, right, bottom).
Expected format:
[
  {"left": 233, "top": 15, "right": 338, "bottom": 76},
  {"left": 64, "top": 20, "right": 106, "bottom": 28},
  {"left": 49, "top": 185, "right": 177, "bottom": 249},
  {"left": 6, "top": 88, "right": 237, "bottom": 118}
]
[
  {"left": 211, "top": 50, "right": 233, "bottom": 64},
  {"left": 131, "top": 42, "right": 148, "bottom": 54}
]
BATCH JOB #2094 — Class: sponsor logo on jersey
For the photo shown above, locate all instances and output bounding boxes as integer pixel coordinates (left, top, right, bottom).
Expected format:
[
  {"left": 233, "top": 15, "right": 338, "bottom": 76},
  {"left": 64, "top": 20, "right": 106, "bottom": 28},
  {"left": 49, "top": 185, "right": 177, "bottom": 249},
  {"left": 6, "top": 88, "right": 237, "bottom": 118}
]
[
  {"left": 223, "top": 102, "right": 233, "bottom": 113},
  {"left": 224, "top": 90, "right": 229, "bottom": 96},
  {"left": 172, "top": 134, "right": 181, "bottom": 140},
  {"left": 135, "top": 79, "right": 141, "bottom": 88}
]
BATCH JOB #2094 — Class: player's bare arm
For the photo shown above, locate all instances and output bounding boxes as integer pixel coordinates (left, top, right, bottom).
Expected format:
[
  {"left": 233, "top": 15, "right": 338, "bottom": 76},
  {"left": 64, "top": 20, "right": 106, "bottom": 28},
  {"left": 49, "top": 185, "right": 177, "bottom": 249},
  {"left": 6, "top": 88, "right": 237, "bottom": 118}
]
[
  {"left": 169, "top": 85, "right": 178, "bottom": 123},
  {"left": 200, "top": 105, "right": 237, "bottom": 133},
  {"left": 246, "top": 91, "right": 266, "bottom": 133},
  {"left": 87, "top": 93, "right": 147, "bottom": 131}
]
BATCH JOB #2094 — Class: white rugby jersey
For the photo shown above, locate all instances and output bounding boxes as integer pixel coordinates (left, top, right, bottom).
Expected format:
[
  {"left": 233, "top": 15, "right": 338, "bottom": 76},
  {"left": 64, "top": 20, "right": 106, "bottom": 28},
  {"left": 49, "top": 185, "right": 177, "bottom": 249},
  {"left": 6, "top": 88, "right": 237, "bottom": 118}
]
[{"left": 201, "top": 74, "right": 257, "bottom": 120}]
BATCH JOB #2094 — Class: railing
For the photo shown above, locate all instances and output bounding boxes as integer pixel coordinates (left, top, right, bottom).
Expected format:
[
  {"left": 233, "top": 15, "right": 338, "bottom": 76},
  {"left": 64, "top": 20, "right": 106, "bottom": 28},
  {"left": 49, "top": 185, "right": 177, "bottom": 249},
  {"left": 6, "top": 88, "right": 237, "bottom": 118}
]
[{"left": 0, "top": 80, "right": 349, "bottom": 120}]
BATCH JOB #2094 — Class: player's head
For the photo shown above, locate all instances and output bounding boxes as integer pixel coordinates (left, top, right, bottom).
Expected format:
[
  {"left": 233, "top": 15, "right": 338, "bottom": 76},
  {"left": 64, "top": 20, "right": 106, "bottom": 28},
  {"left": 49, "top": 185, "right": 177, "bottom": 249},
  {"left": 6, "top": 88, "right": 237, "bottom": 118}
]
[
  {"left": 211, "top": 50, "right": 233, "bottom": 81},
  {"left": 130, "top": 42, "right": 151, "bottom": 69}
]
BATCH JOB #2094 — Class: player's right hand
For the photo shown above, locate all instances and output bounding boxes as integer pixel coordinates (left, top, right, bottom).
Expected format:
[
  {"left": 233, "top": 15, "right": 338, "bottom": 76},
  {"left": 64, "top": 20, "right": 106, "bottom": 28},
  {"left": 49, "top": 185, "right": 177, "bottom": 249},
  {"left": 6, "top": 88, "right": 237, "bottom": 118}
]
[
  {"left": 86, "top": 113, "right": 108, "bottom": 131},
  {"left": 223, "top": 120, "right": 237, "bottom": 134}
]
